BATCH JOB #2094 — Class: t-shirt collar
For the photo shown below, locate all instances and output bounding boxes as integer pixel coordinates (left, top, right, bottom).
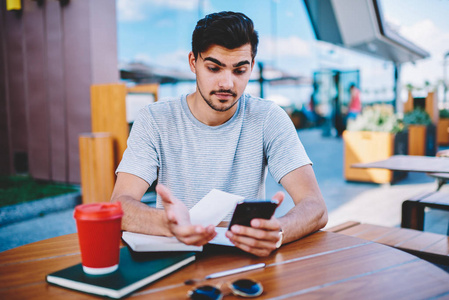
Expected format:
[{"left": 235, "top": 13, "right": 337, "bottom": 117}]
[{"left": 181, "top": 93, "right": 244, "bottom": 129}]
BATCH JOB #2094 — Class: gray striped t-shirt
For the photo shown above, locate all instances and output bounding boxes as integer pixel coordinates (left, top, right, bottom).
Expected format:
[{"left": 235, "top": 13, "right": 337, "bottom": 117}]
[{"left": 116, "top": 93, "right": 311, "bottom": 220}]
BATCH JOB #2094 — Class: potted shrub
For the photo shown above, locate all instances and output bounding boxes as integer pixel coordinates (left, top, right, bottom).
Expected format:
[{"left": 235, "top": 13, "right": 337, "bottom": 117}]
[
  {"left": 403, "top": 108, "right": 434, "bottom": 156},
  {"left": 437, "top": 109, "right": 449, "bottom": 145},
  {"left": 289, "top": 109, "right": 303, "bottom": 129},
  {"left": 343, "top": 104, "right": 407, "bottom": 183}
]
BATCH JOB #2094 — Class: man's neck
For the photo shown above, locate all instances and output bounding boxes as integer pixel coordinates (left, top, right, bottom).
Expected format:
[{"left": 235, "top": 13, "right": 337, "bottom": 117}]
[{"left": 186, "top": 92, "right": 238, "bottom": 126}]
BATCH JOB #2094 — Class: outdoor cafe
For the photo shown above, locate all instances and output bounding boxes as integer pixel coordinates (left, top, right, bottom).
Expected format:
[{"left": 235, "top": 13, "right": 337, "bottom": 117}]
[{"left": 1, "top": 0, "right": 449, "bottom": 299}]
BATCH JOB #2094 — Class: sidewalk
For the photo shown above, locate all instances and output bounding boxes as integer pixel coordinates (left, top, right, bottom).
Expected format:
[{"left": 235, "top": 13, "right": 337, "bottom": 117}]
[{"left": 1, "top": 128, "right": 447, "bottom": 252}]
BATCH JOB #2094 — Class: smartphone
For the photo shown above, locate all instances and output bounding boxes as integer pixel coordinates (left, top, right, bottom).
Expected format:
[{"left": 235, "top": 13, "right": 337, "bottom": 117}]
[{"left": 228, "top": 199, "right": 278, "bottom": 229}]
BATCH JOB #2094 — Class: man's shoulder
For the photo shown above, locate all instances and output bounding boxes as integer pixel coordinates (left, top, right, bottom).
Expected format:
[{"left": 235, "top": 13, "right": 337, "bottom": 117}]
[
  {"left": 244, "top": 94, "right": 286, "bottom": 116},
  {"left": 244, "top": 94, "right": 278, "bottom": 110},
  {"left": 136, "top": 96, "right": 183, "bottom": 119},
  {"left": 147, "top": 96, "right": 182, "bottom": 111},
  {"left": 135, "top": 96, "right": 184, "bottom": 126}
]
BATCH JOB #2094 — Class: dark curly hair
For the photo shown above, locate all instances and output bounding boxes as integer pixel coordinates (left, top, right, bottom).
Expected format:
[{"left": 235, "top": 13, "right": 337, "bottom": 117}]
[{"left": 192, "top": 11, "right": 259, "bottom": 61}]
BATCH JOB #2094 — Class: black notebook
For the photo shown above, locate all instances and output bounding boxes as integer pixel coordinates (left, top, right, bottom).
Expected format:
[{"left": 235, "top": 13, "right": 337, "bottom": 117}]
[{"left": 46, "top": 247, "right": 196, "bottom": 299}]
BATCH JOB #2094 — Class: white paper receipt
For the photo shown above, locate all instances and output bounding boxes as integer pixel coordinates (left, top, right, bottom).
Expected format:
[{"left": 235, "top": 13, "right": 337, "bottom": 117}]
[
  {"left": 189, "top": 189, "right": 244, "bottom": 227},
  {"left": 209, "top": 227, "right": 234, "bottom": 247}
]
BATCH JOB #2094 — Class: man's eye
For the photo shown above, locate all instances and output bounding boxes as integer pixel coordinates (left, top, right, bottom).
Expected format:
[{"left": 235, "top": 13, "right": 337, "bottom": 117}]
[
  {"left": 234, "top": 69, "right": 246, "bottom": 75},
  {"left": 208, "top": 67, "right": 220, "bottom": 72}
]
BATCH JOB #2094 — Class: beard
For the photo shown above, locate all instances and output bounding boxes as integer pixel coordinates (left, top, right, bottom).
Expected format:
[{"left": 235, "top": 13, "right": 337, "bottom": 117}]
[{"left": 197, "top": 84, "right": 239, "bottom": 112}]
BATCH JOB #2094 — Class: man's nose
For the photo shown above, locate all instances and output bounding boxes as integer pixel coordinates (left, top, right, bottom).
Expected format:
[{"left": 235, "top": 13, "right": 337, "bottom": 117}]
[{"left": 218, "top": 71, "right": 233, "bottom": 89}]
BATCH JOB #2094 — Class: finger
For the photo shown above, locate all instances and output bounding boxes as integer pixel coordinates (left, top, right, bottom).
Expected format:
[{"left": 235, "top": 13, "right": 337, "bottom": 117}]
[
  {"left": 182, "top": 231, "right": 217, "bottom": 246},
  {"left": 157, "top": 184, "right": 191, "bottom": 226},
  {"left": 172, "top": 225, "right": 214, "bottom": 240},
  {"left": 232, "top": 240, "right": 274, "bottom": 257},
  {"left": 250, "top": 217, "right": 281, "bottom": 232},
  {"left": 172, "top": 224, "right": 204, "bottom": 237},
  {"left": 205, "top": 225, "right": 216, "bottom": 234},
  {"left": 228, "top": 225, "right": 279, "bottom": 242},
  {"left": 271, "top": 191, "right": 284, "bottom": 206},
  {"left": 228, "top": 230, "right": 277, "bottom": 247},
  {"left": 173, "top": 226, "right": 217, "bottom": 246},
  {"left": 156, "top": 184, "right": 176, "bottom": 205},
  {"left": 166, "top": 211, "right": 178, "bottom": 225},
  {"left": 228, "top": 235, "right": 276, "bottom": 257}
]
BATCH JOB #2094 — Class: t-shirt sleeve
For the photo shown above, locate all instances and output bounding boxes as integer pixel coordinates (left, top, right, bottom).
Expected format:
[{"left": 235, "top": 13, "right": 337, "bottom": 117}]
[
  {"left": 116, "top": 107, "right": 159, "bottom": 186},
  {"left": 264, "top": 104, "right": 312, "bottom": 183}
]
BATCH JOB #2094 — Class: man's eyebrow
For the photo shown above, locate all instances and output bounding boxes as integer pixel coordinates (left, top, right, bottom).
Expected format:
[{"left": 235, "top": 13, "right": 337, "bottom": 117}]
[
  {"left": 233, "top": 60, "right": 251, "bottom": 68},
  {"left": 203, "top": 56, "right": 251, "bottom": 68},
  {"left": 203, "top": 57, "right": 224, "bottom": 66}
]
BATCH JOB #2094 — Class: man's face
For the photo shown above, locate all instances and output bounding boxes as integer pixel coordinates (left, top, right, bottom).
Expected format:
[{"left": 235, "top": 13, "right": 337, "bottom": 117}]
[{"left": 189, "top": 44, "right": 254, "bottom": 112}]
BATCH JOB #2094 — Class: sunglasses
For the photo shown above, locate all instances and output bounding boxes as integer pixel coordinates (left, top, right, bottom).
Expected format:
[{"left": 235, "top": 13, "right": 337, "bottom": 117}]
[{"left": 188, "top": 279, "right": 263, "bottom": 299}]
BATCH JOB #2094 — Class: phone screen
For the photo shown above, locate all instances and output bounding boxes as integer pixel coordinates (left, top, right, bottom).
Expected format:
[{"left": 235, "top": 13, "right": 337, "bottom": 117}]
[{"left": 228, "top": 200, "right": 277, "bottom": 229}]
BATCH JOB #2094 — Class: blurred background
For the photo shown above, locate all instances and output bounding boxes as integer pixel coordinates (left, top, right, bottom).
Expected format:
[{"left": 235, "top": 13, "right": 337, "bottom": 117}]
[
  {"left": 1, "top": 0, "right": 448, "bottom": 184},
  {"left": 1, "top": 0, "right": 449, "bottom": 252}
]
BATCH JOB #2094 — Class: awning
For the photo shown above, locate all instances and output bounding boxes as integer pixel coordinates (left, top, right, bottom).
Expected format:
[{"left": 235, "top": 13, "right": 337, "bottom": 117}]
[
  {"left": 119, "top": 62, "right": 195, "bottom": 84},
  {"left": 120, "top": 62, "right": 312, "bottom": 87},
  {"left": 304, "top": 0, "right": 430, "bottom": 64}
]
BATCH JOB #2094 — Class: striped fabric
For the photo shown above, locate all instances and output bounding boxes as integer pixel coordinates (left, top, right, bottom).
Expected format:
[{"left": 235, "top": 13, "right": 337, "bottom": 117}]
[{"left": 116, "top": 93, "right": 311, "bottom": 221}]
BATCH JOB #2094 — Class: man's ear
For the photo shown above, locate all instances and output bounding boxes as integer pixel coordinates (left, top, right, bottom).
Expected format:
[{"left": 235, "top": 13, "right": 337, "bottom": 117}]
[
  {"left": 251, "top": 59, "right": 255, "bottom": 72},
  {"left": 188, "top": 52, "right": 196, "bottom": 73}
]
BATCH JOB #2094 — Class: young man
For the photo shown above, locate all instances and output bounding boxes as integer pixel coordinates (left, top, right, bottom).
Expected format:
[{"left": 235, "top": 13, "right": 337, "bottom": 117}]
[{"left": 111, "top": 11, "right": 327, "bottom": 257}]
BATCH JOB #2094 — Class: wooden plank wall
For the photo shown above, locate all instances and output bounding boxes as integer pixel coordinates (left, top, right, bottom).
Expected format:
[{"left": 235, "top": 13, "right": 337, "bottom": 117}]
[
  {"left": 61, "top": 0, "right": 92, "bottom": 183},
  {"left": 0, "top": 1, "right": 11, "bottom": 174},
  {"left": 3, "top": 6, "right": 29, "bottom": 175},
  {"left": 0, "top": 0, "right": 119, "bottom": 183},
  {"left": 46, "top": 1, "right": 67, "bottom": 182},
  {"left": 24, "top": 1, "right": 50, "bottom": 180}
]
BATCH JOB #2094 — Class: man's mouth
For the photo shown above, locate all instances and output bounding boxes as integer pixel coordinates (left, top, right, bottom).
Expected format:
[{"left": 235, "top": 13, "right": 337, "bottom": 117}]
[{"left": 211, "top": 90, "right": 237, "bottom": 99}]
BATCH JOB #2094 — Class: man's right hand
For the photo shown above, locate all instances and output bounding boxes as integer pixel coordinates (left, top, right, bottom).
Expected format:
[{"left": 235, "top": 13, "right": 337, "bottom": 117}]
[
  {"left": 437, "top": 149, "right": 449, "bottom": 157},
  {"left": 156, "top": 184, "right": 216, "bottom": 246}
]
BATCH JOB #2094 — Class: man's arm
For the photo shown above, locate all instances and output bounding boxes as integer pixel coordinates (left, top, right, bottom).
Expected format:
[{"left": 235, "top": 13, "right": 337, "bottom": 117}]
[
  {"left": 277, "top": 164, "right": 328, "bottom": 244},
  {"left": 226, "top": 164, "right": 327, "bottom": 256},
  {"left": 111, "top": 172, "right": 170, "bottom": 236}
]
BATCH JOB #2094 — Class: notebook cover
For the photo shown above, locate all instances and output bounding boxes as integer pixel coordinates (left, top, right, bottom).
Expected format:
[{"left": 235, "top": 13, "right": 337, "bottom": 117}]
[{"left": 46, "top": 247, "right": 196, "bottom": 299}]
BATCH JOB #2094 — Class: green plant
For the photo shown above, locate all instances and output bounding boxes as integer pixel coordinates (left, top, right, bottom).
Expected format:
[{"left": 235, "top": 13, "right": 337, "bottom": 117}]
[
  {"left": 0, "top": 175, "right": 79, "bottom": 207},
  {"left": 405, "top": 83, "right": 414, "bottom": 91},
  {"left": 403, "top": 108, "right": 432, "bottom": 126},
  {"left": 346, "top": 104, "right": 403, "bottom": 133},
  {"left": 440, "top": 109, "right": 449, "bottom": 119}
]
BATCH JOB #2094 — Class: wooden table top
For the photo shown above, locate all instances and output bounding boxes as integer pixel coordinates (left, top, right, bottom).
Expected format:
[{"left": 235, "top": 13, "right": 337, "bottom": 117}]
[
  {"left": 1, "top": 231, "right": 448, "bottom": 299},
  {"left": 352, "top": 155, "right": 449, "bottom": 175}
]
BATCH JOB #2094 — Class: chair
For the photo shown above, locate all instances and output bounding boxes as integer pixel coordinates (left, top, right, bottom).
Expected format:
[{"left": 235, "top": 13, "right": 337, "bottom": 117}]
[{"left": 401, "top": 190, "right": 449, "bottom": 235}]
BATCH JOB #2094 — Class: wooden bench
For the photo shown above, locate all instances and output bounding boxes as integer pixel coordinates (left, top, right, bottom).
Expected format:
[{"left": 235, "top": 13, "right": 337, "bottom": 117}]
[
  {"left": 326, "top": 221, "right": 449, "bottom": 266},
  {"left": 402, "top": 190, "right": 449, "bottom": 234}
]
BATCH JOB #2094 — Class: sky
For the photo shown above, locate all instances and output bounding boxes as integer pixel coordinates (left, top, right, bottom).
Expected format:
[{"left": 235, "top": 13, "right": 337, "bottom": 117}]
[
  {"left": 116, "top": 0, "right": 449, "bottom": 103},
  {"left": 380, "top": 0, "right": 449, "bottom": 90},
  {"left": 116, "top": 0, "right": 316, "bottom": 73}
]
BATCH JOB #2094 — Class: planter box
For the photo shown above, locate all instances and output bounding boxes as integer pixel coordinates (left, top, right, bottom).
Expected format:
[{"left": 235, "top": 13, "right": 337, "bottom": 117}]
[
  {"left": 437, "top": 118, "right": 449, "bottom": 145},
  {"left": 343, "top": 131, "right": 407, "bottom": 184},
  {"left": 408, "top": 124, "right": 437, "bottom": 156},
  {"left": 408, "top": 125, "right": 426, "bottom": 156},
  {"left": 425, "top": 124, "right": 437, "bottom": 156}
]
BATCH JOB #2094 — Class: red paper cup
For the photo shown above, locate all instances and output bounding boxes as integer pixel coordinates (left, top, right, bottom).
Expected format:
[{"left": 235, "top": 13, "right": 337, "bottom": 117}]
[{"left": 74, "top": 202, "right": 123, "bottom": 275}]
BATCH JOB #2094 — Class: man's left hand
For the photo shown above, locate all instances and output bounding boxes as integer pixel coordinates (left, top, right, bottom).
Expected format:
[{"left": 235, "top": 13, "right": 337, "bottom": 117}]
[
  {"left": 225, "top": 191, "right": 284, "bottom": 257},
  {"left": 157, "top": 184, "right": 216, "bottom": 246}
]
